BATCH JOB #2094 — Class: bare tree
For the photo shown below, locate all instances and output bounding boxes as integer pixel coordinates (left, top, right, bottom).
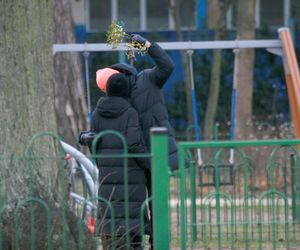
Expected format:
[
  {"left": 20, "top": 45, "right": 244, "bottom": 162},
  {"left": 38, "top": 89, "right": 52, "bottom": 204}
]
[
  {"left": 54, "top": 0, "right": 88, "bottom": 146},
  {"left": 234, "top": 0, "right": 256, "bottom": 139},
  {"left": 0, "top": 0, "right": 93, "bottom": 248},
  {"left": 169, "top": 0, "right": 194, "bottom": 127},
  {"left": 204, "top": 0, "right": 231, "bottom": 140}
]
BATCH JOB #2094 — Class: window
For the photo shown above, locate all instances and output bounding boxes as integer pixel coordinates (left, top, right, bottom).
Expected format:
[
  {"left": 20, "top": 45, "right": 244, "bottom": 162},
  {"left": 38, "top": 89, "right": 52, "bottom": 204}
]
[
  {"left": 226, "top": 0, "right": 289, "bottom": 30},
  {"left": 147, "top": 0, "right": 169, "bottom": 30},
  {"left": 87, "top": 0, "right": 195, "bottom": 32},
  {"left": 119, "top": 0, "right": 140, "bottom": 30},
  {"left": 89, "top": 0, "right": 111, "bottom": 31},
  {"left": 180, "top": 0, "right": 195, "bottom": 28},
  {"left": 260, "top": 0, "right": 284, "bottom": 27}
]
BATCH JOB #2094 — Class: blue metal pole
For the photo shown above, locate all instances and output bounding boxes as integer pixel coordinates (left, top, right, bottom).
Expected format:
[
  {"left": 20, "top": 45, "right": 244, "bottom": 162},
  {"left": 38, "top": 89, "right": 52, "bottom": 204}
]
[
  {"left": 229, "top": 48, "right": 239, "bottom": 163},
  {"left": 187, "top": 50, "right": 203, "bottom": 165},
  {"left": 188, "top": 50, "right": 200, "bottom": 141}
]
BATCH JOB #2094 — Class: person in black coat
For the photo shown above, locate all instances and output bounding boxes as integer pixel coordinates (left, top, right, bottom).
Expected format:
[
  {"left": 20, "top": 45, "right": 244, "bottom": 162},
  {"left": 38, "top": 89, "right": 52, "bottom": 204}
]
[
  {"left": 96, "top": 34, "right": 178, "bottom": 171},
  {"left": 90, "top": 73, "right": 151, "bottom": 249},
  {"left": 96, "top": 35, "right": 177, "bottom": 248}
]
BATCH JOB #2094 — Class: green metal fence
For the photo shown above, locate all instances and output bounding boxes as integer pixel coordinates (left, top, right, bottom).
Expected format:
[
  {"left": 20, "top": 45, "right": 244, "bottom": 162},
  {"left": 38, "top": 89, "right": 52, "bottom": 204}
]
[
  {"left": 166, "top": 138, "right": 300, "bottom": 250},
  {"left": 1, "top": 130, "right": 300, "bottom": 249}
]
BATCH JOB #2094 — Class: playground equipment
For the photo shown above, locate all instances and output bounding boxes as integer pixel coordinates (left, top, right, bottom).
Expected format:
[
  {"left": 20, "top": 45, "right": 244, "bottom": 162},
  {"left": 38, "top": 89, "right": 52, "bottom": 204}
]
[
  {"left": 53, "top": 27, "right": 300, "bottom": 159},
  {"left": 61, "top": 141, "right": 98, "bottom": 211}
]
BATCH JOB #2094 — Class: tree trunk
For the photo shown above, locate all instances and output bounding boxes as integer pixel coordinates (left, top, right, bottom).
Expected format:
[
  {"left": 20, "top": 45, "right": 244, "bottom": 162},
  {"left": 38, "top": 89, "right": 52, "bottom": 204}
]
[
  {"left": 204, "top": 0, "right": 230, "bottom": 140},
  {"left": 0, "top": 0, "right": 58, "bottom": 206},
  {"left": 169, "top": 0, "right": 194, "bottom": 127},
  {"left": 54, "top": 0, "right": 88, "bottom": 146},
  {"left": 0, "top": 1, "right": 93, "bottom": 248},
  {"left": 235, "top": 0, "right": 256, "bottom": 139}
]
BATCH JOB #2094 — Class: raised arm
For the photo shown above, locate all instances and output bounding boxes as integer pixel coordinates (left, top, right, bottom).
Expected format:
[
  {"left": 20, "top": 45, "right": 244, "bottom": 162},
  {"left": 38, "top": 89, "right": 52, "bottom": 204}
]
[
  {"left": 147, "top": 42, "right": 175, "bottom": 88},
  {"left": 131, "top": 34, "right": 175, "bottom": 88}
]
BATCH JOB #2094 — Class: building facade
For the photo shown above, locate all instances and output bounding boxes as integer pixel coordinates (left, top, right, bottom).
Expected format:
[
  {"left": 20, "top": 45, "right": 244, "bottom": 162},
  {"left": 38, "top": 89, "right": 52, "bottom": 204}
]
[{"left": 71, "top": 0, "right": 300, "bottom": 40}]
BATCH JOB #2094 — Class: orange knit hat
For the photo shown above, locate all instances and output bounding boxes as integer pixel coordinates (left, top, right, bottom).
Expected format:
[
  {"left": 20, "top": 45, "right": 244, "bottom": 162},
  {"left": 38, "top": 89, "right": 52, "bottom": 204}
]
[{"left": 96, "top": 68, "right": 120, "bottom": 92}]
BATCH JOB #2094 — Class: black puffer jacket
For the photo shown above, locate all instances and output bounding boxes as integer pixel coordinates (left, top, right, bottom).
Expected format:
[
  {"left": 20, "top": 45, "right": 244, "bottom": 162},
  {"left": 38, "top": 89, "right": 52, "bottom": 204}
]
[
  {"left": 90, "top": 96, "right": 150, "bottom": 235},
  {"left": 108, "top": 42, "right": 178, "bottom": 171}
]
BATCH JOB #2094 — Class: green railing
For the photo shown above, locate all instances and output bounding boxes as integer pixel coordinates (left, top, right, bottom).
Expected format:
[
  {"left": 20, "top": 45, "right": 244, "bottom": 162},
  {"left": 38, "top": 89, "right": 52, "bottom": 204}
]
[
  {"left": 169, "top": 138, "right": 300, "bottom": 250},
  {"left": 1, "top": 129, "right": 300, "bottom": 249}
]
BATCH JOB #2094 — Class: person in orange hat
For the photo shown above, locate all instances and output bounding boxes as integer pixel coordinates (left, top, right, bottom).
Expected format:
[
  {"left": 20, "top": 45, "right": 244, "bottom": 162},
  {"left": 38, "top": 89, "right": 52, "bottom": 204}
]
[
  {"left": 93, "top": 34, "right": 177, "bottom": 249},
  {"left": 86, "top": 73, "right": 151, "bottom": 249}
]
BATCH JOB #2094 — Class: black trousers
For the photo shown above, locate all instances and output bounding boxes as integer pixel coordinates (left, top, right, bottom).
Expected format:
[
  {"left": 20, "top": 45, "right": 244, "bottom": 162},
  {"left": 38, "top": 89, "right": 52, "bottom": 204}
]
[{"left": 101, "top": 234, "right": 142, "bottom": 250}]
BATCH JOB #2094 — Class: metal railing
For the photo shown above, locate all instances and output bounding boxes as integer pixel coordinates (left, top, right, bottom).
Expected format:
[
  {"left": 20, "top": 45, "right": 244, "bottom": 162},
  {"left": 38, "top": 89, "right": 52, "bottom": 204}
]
[
  {"left": 1, "top": 130, "right": 300, "bottom": 249},
  {"left": 172, "top": 138, "right": 300, "bottom": 250}
]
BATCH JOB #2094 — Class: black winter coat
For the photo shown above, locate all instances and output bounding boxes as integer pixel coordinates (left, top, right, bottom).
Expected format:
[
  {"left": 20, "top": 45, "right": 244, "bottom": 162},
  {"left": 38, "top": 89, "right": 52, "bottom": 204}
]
[
  {"left": 108, "top": 42, "right": 178, "bottom": 171},
  {"left": 90, "top": 96, "right": 151, "bottom": 236}
]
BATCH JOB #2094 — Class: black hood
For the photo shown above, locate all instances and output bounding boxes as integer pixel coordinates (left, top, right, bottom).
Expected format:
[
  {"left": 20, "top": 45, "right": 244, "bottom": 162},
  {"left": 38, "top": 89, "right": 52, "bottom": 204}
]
[
  {"left": 96, "top": 96, "right": 130, "bottom": 118},
  {"left": 108, "top": 63, "right": 137, "bottom": 75},
  {"left": 108, "top": 63, "right": 138, "bottom": 94}
]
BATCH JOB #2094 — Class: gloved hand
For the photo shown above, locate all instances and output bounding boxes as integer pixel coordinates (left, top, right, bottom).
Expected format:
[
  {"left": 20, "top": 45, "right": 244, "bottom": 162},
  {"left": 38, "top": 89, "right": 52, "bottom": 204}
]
[
  {"left": 131, "top": 34, "right": 148, "bottom": 48},
  {"left": 78, "top": 131, "right": 96, "bottom": 146}
]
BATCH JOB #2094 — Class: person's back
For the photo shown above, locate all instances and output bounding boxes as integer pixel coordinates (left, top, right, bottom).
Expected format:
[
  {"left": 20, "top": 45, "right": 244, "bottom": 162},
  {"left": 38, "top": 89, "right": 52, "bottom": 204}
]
[{"left": 90, "top": 73, "right": 150, "bottom": 249}]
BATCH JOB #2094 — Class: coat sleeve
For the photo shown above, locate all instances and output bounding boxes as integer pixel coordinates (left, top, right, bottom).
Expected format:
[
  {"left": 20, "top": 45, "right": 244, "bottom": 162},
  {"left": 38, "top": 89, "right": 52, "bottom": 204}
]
[
  {"left": 126, "top": 109, "right": 151, "bottom": 169},
  {"left": 147, "top": 42, "right": 175, "bottom": 88},
  {"left": 87, "top": 112, "right": 101, "bottom": 154}
]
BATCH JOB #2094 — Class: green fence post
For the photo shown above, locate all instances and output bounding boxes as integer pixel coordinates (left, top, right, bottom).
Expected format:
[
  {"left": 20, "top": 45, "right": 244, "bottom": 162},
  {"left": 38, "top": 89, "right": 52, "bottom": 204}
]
[
  {"left": 290, "top": 153, "right": 297, "bottom": 222},
  {"left": 151, "top": 127, "right": 170, "bottom": 250}
]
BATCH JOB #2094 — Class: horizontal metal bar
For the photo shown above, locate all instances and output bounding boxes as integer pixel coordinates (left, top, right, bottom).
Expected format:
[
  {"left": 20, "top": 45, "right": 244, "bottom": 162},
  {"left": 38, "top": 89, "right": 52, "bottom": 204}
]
[
  {"left": 53, "top": 39, "right": 282, "bottom": 55},
  {"left": 179, "top": 138, "right": 300, "bottom": 149},
  {"left": 70, "top": 192, "right": 97, "bottom": 209}
]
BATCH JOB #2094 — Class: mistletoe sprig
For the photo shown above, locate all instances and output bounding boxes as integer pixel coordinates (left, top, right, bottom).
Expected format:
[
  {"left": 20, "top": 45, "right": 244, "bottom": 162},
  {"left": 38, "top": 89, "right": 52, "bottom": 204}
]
[
  {"left": 106, "top": 20, "right": 129, "bottom": 49},
  {"left": 106, "top": 20, "right": 147, "bottom": 60}
]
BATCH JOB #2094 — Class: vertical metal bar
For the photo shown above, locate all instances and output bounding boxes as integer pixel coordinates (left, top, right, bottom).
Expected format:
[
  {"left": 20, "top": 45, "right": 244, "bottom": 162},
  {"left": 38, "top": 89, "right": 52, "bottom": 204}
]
[
  {"left": 187, "top": 50, "right": 203, "bottom": 165},
  {"left": 187, "top": 50, "right": 199, "bottom": 141},
  {"left": 189, "top": 160, "right": 197, "bottom": 243},
  {"left": 284, "top": 0, "right": 290, "bottom": 27},
  {"left": 111, "top": 0, "right": 118, "bottom": 20},
  {"left": 240, "top": 152, "right": 249, "bottom": 250},
  {"left": 30, "top": 206, "right": 35, "bottom": 250},
  {"left": 151, "top": 127, "right": 170, "bottom": 250},
  {"left": 229, "top": 48, "right": 239, "bottom": 164},
  {"left": 124, "top": 144, "right": 130, "bottom": 250},
  {"left": 290, "top": 153, "right": 297, "bottom": 222},
  {"left": 0, "top": 187, "right": 2, "bottom": 250},
  {"left": 255, "top": 0, "right": 260, "bottom": 28},
  {"left": 226, "top": 6, "right": 232, "bottom": 30},
  {"left": 83, "top": 50, "right": 92, "bottom": 123},
  {"left": 179, "top": 145, "right": 187, "bottom": 250},
  {"left": 214, "top": 153, "right": 221, "bottom": 249},
  {"left": 258, "top": 198, "right": 263, "bottom": 250},
  {"left": 269, "top": 156, "right": 276, "bottom": 250},
  {"left": 140, "top": 0, "right": 146, "bottom": 30},
  {"left": 284, "top": 196, "right": 290, "bottom": 250}
]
